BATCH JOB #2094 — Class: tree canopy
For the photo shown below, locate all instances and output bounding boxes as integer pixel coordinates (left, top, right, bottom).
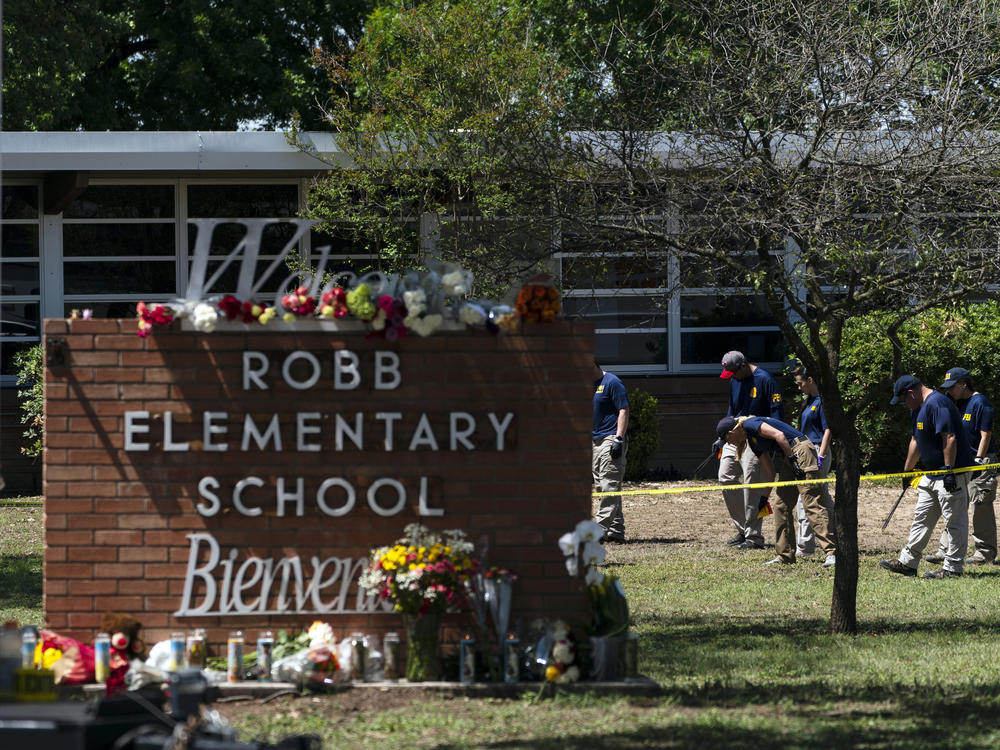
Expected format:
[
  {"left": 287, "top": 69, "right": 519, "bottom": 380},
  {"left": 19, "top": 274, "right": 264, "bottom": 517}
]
[{"left": 2, "top": 0, "right": 372, "bottom": 130}]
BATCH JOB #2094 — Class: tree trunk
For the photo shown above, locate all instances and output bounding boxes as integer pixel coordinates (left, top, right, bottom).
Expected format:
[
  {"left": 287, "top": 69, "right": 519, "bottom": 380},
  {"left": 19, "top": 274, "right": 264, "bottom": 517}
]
[{"left": 829, "top": 433, "right": 861, "bottom": 634}]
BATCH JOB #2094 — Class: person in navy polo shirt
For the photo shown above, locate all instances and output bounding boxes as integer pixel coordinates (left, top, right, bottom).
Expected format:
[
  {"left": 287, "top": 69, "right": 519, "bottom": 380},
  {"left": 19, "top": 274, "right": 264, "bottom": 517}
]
[
  {"left": 593, "top": 360, "right": 630, "bottom": 543},
  {"left": 880, "top": 374, "right": 975, "bottom": 579},
  {"left": 792, "top": 366, "right": 835, "bottom": 558},
  {"left": 717, "top": 351, "right": 784, "bottom": 550},
  {"left": 925, "top": 367, "right": 997, "bottom": 565},
  {"left": 716, "top": 414, "right": 835, "bottom": 567}
]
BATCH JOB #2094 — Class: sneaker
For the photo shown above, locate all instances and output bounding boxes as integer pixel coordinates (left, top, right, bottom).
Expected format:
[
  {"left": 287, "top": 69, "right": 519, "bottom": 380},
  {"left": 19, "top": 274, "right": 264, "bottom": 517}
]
[
  {"left": 735, "top": 540, "right": 765, "bottom": 550},
  {"left": 879, "top": 559, "right": 917, "bottom": 577},
  {"left": 923, "top": 553, "right": 945, "bottom": 564},
  {"left": 725, "top": 533, "right": 745, "bottom": 547},
  {"left": 922, "top": 568, "right": 962, "bottom": 579},
  {"left": 965, "top": 555, "right": 992, "bottom": 565},
  {"left": 822, "top": 554, "right": 836, "bottom": 568},
  {"left": 763, "top": 557, "right": 792, "bottom": 566}
]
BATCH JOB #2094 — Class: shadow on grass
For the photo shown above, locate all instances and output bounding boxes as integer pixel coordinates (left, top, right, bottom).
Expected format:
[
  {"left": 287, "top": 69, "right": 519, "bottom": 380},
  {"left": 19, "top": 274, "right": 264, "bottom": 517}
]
[{"left": 0, "top": 554, "right": 43, "bottom": 609}]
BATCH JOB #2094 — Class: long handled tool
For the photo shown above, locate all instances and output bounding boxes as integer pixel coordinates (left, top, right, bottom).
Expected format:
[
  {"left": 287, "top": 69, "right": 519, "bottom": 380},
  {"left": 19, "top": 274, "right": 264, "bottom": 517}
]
[
  {"left": 691, "top": 447, "right": 720, "bottom": 479},
  {"left": 881, "top": 485, "right": 909, "bottom": 532}
]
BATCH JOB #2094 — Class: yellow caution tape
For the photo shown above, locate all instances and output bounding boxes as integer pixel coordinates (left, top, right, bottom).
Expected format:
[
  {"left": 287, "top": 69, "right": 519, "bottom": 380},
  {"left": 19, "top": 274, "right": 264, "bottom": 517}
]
[{"left": 593, "top": 461, "right": 1000, "bottom": 497}]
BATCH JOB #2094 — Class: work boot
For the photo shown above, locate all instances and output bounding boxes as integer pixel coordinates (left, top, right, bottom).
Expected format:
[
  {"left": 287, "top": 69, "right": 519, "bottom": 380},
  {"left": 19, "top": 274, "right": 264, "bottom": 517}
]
[
  {"left": 879, "top": 559, "right": 916, "bottom": 577},
  {"left": 923, "top": 552, "right": 945, "bottom": 563},
  {"left": 725, "top": 533, "right": 745, "bottom": 546},
  {"left": 922, "top": 568, "right": 961, "bottom": 579},
  {"left": 735, "top": 540, "right": 764, "bottom": 550}
]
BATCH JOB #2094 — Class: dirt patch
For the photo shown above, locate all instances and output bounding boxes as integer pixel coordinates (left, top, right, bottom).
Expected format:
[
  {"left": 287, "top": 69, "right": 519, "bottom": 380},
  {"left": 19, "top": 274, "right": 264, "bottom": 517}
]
[{"left": 614, "top": 478, "right": 910, "bottom": 555}]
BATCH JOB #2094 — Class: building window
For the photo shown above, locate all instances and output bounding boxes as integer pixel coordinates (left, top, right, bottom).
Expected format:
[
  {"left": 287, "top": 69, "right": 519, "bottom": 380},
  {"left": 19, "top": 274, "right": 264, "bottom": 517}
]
[
  {"left": 1, "top": 185, "right": 41, "bottom": 383},
  {"left": 62, "top": 184, "right": 177, "bottom": 312}
]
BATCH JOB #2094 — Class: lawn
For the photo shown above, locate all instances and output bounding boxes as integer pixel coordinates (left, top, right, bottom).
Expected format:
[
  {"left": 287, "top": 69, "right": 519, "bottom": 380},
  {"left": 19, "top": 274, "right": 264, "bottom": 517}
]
[{"left": 5, "top": 483, "right": 1000, "bottom": 748}]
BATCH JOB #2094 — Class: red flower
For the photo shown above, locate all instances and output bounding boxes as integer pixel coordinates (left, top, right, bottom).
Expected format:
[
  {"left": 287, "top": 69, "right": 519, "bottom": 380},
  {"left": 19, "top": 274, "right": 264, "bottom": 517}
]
[{"left": 218, "top": 295, "right": 242, "bottom": 321}]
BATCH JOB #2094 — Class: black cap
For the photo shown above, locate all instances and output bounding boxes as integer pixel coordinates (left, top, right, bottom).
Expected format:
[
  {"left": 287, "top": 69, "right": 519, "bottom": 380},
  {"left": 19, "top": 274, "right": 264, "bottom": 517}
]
[
  {"left": 890, "top": 375, "right": 921, "bottom": 405},
  {"left": 716, "top": 416, "right": 737, "bottom": 437},
  {"left": 939, "top": 367, "right": 970, "bottom": 390}
]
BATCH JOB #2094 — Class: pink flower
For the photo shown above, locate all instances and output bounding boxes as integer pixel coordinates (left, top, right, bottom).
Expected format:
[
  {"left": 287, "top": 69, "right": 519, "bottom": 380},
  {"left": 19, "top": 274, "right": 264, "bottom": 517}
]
[{"left": 377, "top": 295, "right": 394, "bottom": 313}]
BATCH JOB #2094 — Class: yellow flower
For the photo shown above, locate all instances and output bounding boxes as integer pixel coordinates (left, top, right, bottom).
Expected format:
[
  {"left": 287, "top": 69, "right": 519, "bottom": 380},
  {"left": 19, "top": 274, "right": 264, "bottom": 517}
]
[
  {"left": 282, "top": 312, "right": 296, "bottom": 323},
  {"left": 545, "top": 665, "right": 561, "bottom": 682}
]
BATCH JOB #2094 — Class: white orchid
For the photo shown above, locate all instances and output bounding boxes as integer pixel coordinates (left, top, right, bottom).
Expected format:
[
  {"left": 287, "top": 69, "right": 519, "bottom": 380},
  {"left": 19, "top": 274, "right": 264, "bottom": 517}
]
[
  {"left": 584, "top": 567, "right": 604, "bottom": 587},
  {"left": 580, "top": 541, "right": 606, "bottom": 568},
  {"left": 564, "top": 556, "right": 579, "bottom": 577},
  {"left": 558, "top": 531, "right": 578, "bottom": 557},
  {"left": 574, "top": 520, "right": 604, "bottom": 543}
]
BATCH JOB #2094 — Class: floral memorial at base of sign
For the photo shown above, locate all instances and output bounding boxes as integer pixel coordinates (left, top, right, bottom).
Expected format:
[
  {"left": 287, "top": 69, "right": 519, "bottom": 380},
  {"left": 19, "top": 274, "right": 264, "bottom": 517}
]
[{"left": 359, "top": 524, "right": 480, "bottom": 681}]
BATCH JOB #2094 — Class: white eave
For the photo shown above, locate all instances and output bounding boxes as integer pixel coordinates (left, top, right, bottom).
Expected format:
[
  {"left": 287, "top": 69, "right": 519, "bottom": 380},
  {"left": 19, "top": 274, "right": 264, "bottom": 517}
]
[{"left": 0, "top": 131, "right": 348, "bottom": 172}]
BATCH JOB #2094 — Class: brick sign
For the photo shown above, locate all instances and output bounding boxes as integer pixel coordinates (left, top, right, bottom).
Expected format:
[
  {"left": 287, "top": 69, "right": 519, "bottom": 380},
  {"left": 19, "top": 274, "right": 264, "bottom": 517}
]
[{"left": 42, "top": 319, "right": 594, "bottom": 646}]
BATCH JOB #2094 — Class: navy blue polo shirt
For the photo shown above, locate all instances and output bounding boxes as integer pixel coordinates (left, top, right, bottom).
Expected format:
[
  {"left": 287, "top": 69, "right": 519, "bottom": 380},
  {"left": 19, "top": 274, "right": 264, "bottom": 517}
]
[
  {"left": 799, "top": 395, "right": 828, "bottom": 445},
  {"left": 912, "top": 390, "right": 974, "bottom": 470},
  {"left": 959, "top": 393, "right": 996, "bottom": 455},
  {"left": 741, "top": 417, "right": 807, "bottom": 457},
  {"left": 728, "top": 366, "right": 784, "bottom": 421},
  {"left": 593, "top": 372, "right": 629, "bottom": 440}
]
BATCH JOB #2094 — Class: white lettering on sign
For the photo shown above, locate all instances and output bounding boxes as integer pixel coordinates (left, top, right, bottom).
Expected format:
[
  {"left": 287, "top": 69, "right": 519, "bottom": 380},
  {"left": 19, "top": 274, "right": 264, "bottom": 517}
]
[
  {"left": 175, "top": 532, "right": 394, "bottom": 616},
  {"left": 195, "top": 475, "right": 440, "bottom": 518},
  {"left": 241, "top": 349, "right": 402, "bottom": 392}
]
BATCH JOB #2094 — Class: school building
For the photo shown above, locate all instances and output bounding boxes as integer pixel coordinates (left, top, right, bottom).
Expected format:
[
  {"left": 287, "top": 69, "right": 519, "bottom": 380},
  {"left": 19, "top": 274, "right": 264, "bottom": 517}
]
[{"left": 0, "top": 131, "right": 780, "bottom": 493}]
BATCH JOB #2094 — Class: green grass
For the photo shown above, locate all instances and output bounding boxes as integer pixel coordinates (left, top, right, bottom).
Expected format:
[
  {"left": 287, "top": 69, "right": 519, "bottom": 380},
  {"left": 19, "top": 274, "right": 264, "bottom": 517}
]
[
  {"left": 0, "top": 500, "right": 43, "bottom": 626},
  {"left": 232, "top": 539, "right": 1000, "bottom": 748},
  {"left": 8, "top": 498, "right": 1000, "bottom": 748}
]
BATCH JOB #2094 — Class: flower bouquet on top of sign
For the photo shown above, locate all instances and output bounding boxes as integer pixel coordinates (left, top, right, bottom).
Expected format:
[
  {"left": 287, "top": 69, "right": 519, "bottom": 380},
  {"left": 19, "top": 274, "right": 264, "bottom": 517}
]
[
  {"left": 359, "top": 523, "right": 479, "bottom": 681},
  {"left": 131, "top": 255, "right": 520, "bottom": 339}
]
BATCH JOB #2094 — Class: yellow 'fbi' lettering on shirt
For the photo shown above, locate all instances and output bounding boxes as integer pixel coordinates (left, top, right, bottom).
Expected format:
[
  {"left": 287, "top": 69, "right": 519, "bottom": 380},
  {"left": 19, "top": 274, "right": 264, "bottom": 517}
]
[
  {"left": 751, "top": 387, "right": 757, "bottom": 398},
  {"left": 917, "top": 422, "right": 924, "bottom": 430},
  {"left": 964, "top": 413, "right": 972, "bottom": 421},
  {"left": 596, "top": 385, "right": 604, "bottom": 394},
  {"left": 811, "top": 405, "right": 818, "bottom": 411},
  {"left": 772, "top": 394, "right": 782, "bottom": 403}
]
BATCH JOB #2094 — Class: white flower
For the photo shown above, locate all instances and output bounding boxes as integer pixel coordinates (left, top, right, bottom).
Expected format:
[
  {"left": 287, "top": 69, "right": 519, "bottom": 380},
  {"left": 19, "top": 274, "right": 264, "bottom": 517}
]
[
  {"left": 557, "top": 666, "right": 580, "bottom": 683},
  {"left": 581, "top": 541, "right": 606, "bottom": 568},
  {"left": 409, "top": 313, "right": 442, "bottom": 337},
  {"left": 371, "top": 309, "right": 387, "bottom": 330},
  {"left": 403, "top": 289, "right": 427, "bottom": 316},
  {"left": 564, "top": 557, "right": 578, "bottom": 577},
  {"left": 584, "top": 567, "right": 604, "bottom": 587},
  {"left": 558, "top": 531, "right": 579, "bottom": 557},
  {"left": 552, "top": 643, "right": 574, "bottom": 664},
  {"left": 458, "top": 303, "right": 487, "bottom": 326},
  {"left": 574, "top": 520, "right": 604, "bottom": 543},
  {"left": 441, "top": 270, "right": 468, "bottom": 295},
  {"left": 307, "top": 621, "right": 335, "bottom": 648},
  {"left": 192, "top": 303, "right": 218, "bottom": 333}
]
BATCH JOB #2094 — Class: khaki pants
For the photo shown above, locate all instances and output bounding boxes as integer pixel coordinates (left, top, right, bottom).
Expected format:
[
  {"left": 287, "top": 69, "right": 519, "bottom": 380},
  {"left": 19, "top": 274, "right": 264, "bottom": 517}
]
[
  {"left": 719, "top": 442, "right": 764, "bottom": 545},
  {"left": 593, "top": 434, "right": 627, "bottom": 540},
  {"left": 935, "top": 457, "right": 997, "bottom": 561},
  {"left": 899, "top": 473, "right": 970, "bottom": 574},
  {"left": 771, "top": 438, "right": 835, "bottom": 563},
  {"left": 796, "top": 445, "right": 834, "bottom": 555}
]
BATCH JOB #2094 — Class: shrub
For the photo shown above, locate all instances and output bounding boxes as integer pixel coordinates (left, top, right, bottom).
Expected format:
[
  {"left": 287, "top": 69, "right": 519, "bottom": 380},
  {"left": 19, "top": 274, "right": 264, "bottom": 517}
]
[
  {"left": 625, "top": 387, "right": 661, "bottom": 481},
  {"left": 836, "top": 301, "right": 1000, "bottom": 471},
  {"left": 13, "top": 344, "right": 44, "bottom": 459}
]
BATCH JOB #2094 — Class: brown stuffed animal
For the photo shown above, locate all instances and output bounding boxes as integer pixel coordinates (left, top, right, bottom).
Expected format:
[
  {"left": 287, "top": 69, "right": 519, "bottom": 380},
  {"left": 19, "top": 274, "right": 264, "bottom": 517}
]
[
  {"left": 100, "top": 612, "right": 145, "bottom": 659},
  {"left": 100, "top": 612, "right": 145, "bottom": 694}
]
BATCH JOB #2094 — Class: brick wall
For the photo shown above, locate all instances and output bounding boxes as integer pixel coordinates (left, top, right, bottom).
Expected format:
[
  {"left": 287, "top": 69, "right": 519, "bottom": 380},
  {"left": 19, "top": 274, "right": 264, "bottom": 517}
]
[{"left": 42, "top": 318, "right": 594, "bottom": 651}]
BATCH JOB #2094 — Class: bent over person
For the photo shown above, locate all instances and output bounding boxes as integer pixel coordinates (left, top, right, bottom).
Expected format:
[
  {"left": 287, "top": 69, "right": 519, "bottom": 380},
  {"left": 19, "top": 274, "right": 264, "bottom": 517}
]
[
  {"left": 880, "top": 375, "right": 974, "bottom": 579},
  {"left": 716, "top": 414, "right": 835, "bottom": 567},
  {"left": 717, "top": 351, "right": 784, "bottom": 550},
  {"left": 593, "top": 361, "right": 629, "bottom": 543}
]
